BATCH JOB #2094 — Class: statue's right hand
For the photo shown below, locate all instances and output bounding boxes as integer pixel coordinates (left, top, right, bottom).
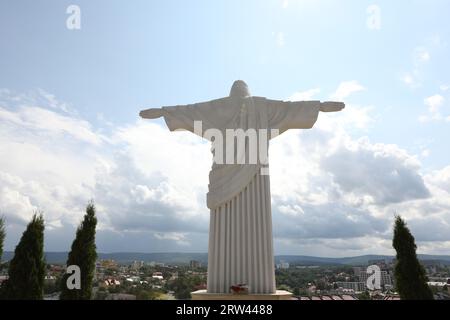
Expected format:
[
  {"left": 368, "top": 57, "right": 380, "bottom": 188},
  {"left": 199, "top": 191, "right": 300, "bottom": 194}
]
[
  {"left": 320, "top": 101, "right": 345, "bottom": 113},
  {"left": 139, "top": 108, "right": 163, "bottom": 119}
]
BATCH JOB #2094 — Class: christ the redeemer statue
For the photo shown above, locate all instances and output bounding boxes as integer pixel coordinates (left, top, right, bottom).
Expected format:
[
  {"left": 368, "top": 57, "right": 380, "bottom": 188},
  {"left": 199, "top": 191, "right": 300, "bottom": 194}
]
[{"left": 140, "top": 80, "right": 344, "bottom": 295}]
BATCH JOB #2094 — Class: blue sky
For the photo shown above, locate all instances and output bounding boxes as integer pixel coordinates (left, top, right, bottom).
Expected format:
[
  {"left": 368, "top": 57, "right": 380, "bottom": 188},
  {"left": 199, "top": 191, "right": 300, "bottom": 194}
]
[{"left": 1, "top": 0, "right": 450, "bottom": 256}]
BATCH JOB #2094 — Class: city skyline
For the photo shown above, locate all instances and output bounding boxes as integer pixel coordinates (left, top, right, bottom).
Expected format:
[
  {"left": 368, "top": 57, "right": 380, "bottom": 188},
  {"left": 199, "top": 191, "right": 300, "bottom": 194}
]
[{"left": 1, "top": 0, "right": 450, "bottom": 257}]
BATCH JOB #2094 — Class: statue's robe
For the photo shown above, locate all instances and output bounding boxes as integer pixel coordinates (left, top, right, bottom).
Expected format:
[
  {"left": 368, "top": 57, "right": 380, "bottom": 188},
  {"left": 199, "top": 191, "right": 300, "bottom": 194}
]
[{"left": 161, "top": 96, "right": 321, "bottom": 293}]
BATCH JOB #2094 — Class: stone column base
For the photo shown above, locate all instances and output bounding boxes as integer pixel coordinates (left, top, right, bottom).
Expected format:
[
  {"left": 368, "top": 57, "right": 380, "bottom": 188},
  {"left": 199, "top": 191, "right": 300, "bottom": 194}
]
[{"left": 191, "top": 290, "right": 293, "bottom": 300}]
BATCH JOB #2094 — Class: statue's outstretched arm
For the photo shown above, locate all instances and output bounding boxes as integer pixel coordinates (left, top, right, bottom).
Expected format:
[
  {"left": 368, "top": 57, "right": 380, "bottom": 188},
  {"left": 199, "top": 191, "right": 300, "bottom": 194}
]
[
  {"left": 139, "top": 98, "right": 227, "bottom": 135},
  {"left": 267, "top": 100, "right": 345, "bottom": 112},
  {"left": 139, "top": 108, "right": 164, "bottom": 119},
  {"left": 139, "top": 99, "right": 221, "bottom": 135},
  {"left": 139, "top": 99, "right": 218, "bottom": 120},
  {"left": 265, "top": 99, "right": 344, "bottom": 134},
  {"left": 319, "top": 101, "right": 345, "bottom": 112}
]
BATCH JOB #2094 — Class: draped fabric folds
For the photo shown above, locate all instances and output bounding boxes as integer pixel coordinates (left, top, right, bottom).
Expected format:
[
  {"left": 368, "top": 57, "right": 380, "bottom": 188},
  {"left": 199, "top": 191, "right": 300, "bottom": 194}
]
[{"left": 207, "top": 171, "right": 275, "bottom": 293}]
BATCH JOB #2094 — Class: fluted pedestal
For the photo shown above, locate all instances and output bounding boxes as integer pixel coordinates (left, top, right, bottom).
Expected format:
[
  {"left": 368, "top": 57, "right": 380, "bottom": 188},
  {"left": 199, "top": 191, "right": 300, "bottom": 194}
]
[
  {"left": 207, "top": 173, "right": 276, "bottom": 294},
  {"left": 191, "top": 290, "right": 293, "bottom": 300}
]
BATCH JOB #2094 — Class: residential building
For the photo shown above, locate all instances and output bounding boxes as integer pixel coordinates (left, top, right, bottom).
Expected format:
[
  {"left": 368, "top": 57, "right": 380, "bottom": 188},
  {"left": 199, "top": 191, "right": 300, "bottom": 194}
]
[
  {"left": 358, "top": 270, "right": 393, "bottom": 287},
  {"left": 276, "top": 260, "right": 290, "bottom": 269},
  {"left": 190, "top": 260, "right": 201, "bottom": 269},
  {"left": 152, "top": 272, "right": 163, "bottom": 280},
  {"left": 335, "top": 281, "right": 366, "bottom": 292}
]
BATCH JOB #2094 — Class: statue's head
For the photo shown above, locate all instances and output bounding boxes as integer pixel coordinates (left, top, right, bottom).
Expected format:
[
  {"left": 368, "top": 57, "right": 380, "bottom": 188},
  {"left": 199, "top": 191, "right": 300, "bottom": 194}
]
[{"left": 230, "top": 80, "right": 251, "bottom": 98}]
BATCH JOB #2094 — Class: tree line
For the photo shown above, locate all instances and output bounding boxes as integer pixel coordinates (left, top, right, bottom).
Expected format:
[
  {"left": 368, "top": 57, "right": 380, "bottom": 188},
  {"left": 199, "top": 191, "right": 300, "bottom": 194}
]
[
  {"left": 0, "top": 202, "right": 97, "bottom": 300},
  {"left": 0, "top": 210, "right": 434, "bottom": 300}
]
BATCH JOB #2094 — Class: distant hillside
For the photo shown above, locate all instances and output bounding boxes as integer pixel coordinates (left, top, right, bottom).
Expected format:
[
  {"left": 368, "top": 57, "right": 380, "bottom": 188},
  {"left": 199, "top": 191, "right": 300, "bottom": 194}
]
[
  {"left": 274, "top": 255, "right": 395, "bottom": 266},
  {"left": 275, "top": 254, "right": 450, "bottom": 266},
  {"left": 1, "top": 252, "right": 209, "bottom": 265},
  {"left": 2, "top": 252, "right": 450, "bottom": 266}
]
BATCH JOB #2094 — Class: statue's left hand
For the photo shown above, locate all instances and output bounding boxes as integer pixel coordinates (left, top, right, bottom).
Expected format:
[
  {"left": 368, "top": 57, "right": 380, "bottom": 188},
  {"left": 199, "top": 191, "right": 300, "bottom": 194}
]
[
  {"left": 139, "top": 108, "right": 164, "bottom": 119},
  {"left": 320, "top": 101, "right": 345, "bottom": 112}
]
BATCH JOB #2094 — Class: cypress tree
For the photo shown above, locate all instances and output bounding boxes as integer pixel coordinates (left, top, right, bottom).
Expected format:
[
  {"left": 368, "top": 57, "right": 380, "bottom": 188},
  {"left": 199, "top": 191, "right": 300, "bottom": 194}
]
[
  {"left": 0, "top": 217, "right": 5, "bottom": 263},
  {"left": 6, "top": 213, "right": 45, "bottom": 300},
  {"left": 60, "top": 202, "right": 97, "bottom": 300},
  {"left": 392, "top": 215, "right": 433, "bottom": 300}
]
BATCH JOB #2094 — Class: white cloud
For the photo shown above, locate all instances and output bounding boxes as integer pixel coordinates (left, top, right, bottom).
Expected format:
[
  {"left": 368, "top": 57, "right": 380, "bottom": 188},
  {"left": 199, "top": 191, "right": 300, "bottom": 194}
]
[
  {"left": 366, "top": 5, "right": 381, "bottom": 31},
  {"left": 270, "top": 126, "right": 450, "bottom": 254},
  {"left": 288, "top": 88, "right": 320, "bottom": 101},
  {"left": 401, "top": 72, "right": 420, "bottom": 88},
  {"left": 322, "top": 138, "right": 430, "bottom": 205},
  {"left": 401, "top": 40, "right": 440, "bottom": 89},
  {"left": 420, "top": 94, "right": 446, "bottom": 122},
  {"left": 401, "top": 69, "right": 427, "bottom": 89},
  {"left": 269, "top": 84, "right": 450, "bottom": 255},
  {"left": 0, "top": 105, "right": 103, "bottom": 145},
  {"left": 36, "top": 88, "right": 74, "bottom": 114},
  {"left": 414, "top": 47, "right": 431, "bottom": 63},
  {"left": 421, "top": 149, "right": 430, "bottom": 158},
  {"left": 0, "top": 173, "right": 37, "bottom": 225},
  {"left": 330, "top": 81, "right": 365, "bottom": 101},
  {"left": 402, "top": 74, "right": 414, "bottom": 85},
  {"left": 278, "top": 204, "right": 304, "bottom": 217},
  {"left": 317, "top": 103, "right": 373, "bottom": 131},
  {"left": 424, "top": 94, "right": 444, "bottom": 113},
  {"left": 0, "top": 89, "right": 213, "bottom": 252},
  {"left": 1, "top": 88, "right": 449, "bottom": 256},
  {"left": 154, "top": 232, "right": 190, "bottom": 246},
  {"left": 274, "top": 32, "right": 285, "bottom": 47},
  {"left": 287, "top": 86, "right": 371, "bottom": 135},
  {"left": 426, "top": 165, "right": 450, "bottom": 194},
  {"left": 279, "top": 0, "right": 316, "bottom": 11}
]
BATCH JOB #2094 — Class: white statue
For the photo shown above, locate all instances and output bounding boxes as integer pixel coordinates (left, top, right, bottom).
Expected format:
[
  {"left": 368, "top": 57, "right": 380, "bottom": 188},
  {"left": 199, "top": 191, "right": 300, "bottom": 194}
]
[{"left": 140, "top": 80, "right": 344, "bottom": 294}]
